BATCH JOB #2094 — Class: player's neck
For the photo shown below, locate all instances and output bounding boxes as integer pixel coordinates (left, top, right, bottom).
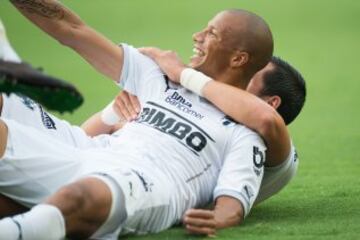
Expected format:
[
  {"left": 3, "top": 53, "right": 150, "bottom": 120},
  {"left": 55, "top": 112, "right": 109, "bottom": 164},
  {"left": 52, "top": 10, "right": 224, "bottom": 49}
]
[{"left": 215, "top": 70, "right": 249, "bottom": 90}]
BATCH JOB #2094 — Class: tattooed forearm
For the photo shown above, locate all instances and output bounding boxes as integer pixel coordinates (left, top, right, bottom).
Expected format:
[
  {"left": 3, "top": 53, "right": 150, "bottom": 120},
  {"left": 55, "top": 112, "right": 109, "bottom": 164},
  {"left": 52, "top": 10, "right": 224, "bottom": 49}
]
[{"left": 10, "top": 0, "right": 65, "bottom": 20}]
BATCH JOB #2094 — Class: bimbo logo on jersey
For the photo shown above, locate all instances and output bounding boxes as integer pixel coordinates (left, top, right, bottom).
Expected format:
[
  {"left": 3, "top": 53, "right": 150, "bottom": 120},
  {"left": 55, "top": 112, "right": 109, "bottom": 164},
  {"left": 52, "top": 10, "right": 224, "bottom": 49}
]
[
  {"left": 165, "top": 92, "right": 204, "bottom": 120},
  {"left": 136, "top": 101, "right": 215, "bottom": 155}
]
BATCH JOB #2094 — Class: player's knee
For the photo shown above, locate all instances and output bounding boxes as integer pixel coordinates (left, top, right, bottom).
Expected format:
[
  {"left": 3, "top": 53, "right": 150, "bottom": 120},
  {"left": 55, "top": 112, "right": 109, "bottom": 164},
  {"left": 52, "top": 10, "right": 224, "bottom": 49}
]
[
  {"left": 47, "top": 183, "right": 87, "bottom": 215},
  {"left": 46, "top": 183, "right": 94, "bottom": 239},
  {"left": 46, "top": 178, "right": 112, "bottom": 239},
  {"left": 66, "top": 178, "right": 112, "bottom": 216}
]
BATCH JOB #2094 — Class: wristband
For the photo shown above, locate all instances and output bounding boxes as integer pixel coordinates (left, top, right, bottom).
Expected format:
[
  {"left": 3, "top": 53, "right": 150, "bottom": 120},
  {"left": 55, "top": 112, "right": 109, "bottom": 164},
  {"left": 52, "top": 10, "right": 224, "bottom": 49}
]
[
  {"left": 100, "top": 100, "right": 121, "bottom": 126},
  {"left": 180, "top": 68, "right": 212, "bottom": 96}
]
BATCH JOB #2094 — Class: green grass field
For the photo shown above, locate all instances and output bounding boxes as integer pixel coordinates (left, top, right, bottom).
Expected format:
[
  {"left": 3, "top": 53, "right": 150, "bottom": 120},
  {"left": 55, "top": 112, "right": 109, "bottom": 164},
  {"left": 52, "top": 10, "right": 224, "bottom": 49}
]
[{"left": 1, "top": 0, "right": 360, "bottom": 239}]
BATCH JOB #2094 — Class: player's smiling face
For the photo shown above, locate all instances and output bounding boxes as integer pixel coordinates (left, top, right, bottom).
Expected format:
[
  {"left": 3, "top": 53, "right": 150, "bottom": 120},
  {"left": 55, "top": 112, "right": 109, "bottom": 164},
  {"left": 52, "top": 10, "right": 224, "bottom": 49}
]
[{"left": 190, "top": 11, "right": 237, "bottom": 78}]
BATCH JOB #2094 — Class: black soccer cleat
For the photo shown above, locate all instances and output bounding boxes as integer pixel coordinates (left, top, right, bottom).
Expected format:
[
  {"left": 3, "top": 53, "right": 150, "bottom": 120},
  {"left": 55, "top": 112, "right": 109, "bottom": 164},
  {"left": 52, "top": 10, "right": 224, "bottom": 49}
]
[{"left": 0, "top": 60, "right": 83, "bottom": 113}]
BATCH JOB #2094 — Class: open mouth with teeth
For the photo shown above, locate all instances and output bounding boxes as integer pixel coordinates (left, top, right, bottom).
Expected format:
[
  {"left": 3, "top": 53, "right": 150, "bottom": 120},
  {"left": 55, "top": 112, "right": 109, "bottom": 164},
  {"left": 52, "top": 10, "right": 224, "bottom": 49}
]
[
  {"left": 190, "top": 47, "right": 206, "bottom": 67},
  {"left": 192, "top": 47, "right": 205, "bottom": 57}
]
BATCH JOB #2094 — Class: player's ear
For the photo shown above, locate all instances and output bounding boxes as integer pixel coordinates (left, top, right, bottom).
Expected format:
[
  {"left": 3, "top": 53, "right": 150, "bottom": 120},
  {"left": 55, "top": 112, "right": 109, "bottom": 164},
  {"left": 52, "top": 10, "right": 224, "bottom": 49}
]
[
  {"left": 266, "top": 95, "right": 281, "bottom": 109},
  {"left": 230, "top": 50, "right": 249, "bottom": 68}
]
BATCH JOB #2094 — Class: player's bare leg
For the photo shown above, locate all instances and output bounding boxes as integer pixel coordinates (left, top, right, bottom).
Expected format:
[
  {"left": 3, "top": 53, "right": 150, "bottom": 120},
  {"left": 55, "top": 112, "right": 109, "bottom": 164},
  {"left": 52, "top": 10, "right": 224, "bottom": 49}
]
[
  {"left": 44, "top": 177, "right": 113, "bottom": 239},
  {"left": 0, "top": 194, "right": 28, "bottom": 218},
  {"left": 0, "top": 175, "right": 117, "bottom": 239}
]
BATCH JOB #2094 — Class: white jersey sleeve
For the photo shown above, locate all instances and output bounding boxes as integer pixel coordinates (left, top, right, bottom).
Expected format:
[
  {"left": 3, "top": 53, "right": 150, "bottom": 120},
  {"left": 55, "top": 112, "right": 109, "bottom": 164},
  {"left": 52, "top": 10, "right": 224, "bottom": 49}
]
[
  {"left": 117, "top": 43, "right": 161, "bottom": 97},
  {"left": 255, "top": 143, "right": 298, "bottom": 204},
  {"left": 213, "top": 128, "right": 266, "bottom": 217}
]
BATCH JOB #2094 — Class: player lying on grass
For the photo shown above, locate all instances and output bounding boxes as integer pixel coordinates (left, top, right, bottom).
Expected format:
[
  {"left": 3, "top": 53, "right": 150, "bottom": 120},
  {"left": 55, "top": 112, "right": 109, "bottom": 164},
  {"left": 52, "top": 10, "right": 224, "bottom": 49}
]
[
  {"left": 0, "top": 37, "right": 305, "bottom": 237},
  {"left": 0, "top": 18, "right": 305, "bottom": 227},
  {"left": 89, "top": 52, "right": 305, "bottom": 235},
  {"left": 0, "top": 2, "right": 303, "bottom": 240}
]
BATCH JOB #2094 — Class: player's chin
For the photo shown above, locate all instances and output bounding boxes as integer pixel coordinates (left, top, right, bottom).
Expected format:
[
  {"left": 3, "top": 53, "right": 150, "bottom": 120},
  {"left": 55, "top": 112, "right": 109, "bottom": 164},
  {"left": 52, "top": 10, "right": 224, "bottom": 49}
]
[{"left": 189, "top": 56, "right": 205, "bottom": 69}]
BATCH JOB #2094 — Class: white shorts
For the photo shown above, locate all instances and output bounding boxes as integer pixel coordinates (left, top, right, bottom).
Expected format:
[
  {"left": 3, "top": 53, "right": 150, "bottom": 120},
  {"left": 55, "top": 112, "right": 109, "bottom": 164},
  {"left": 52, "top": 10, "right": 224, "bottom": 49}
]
[
  {"left": 0, "top": 119, "right": 175, "bottom": 236},
  {"left": 1, "top": 93, "right": 111, "bottom": 149},
  {"left": 255, "top": 144, "right": 299, "bottom": 204},
  {"left": 92, "top": 169, "right": 174, "bottom": 237}
]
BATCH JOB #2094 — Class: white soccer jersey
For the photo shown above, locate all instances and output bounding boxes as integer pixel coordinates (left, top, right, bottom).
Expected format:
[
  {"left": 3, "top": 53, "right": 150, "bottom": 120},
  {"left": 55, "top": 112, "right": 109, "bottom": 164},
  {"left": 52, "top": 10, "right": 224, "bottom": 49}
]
[
  {"left": 256, "top": 143, "right": 298, "bottom": 204},
  {"left": 1, "top": 93, "right": 112, "bottom": 149},
  {"left": 113, "top": 44, "right": 267, "bottom": 225}
]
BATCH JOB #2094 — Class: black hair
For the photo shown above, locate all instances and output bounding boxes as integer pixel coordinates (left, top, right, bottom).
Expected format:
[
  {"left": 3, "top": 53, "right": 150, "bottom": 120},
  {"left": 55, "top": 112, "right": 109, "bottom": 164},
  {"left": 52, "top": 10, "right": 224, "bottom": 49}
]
[{"left": 261, "top": 56, "right": 306, "bottom": 125}]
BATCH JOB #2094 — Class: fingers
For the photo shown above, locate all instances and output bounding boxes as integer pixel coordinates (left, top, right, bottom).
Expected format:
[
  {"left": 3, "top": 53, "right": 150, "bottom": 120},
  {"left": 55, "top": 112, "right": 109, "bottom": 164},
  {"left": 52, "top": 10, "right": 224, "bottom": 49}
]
[
  {"left": 114, "top": 91, "right": 139, "bottom": 121},
  {"left": 128, "top": 92, "right": 141, "bottom": 114},
  {"left": 185, "top": 224, "right": 216, "bottom": 237},
  {"left": 183, "top": 209, "right": 217, "bottom": 237},
  {"left": 185, "top": 209, "right": 215, "bottom": 219},
  {"left": 183, "top": 216, "right": 216, "bottom": 228},
  {"left": 139, "top": 47, "right": 184, "bottom": 82},
  {"left": 138, "top": 47, "right": 161, "bottom": 59},
  {"left": 113, "top": 95, "right": 131, "bottom": 121},
  {"left": 138, "top": 47, "right": 175, "bottom": 60}
]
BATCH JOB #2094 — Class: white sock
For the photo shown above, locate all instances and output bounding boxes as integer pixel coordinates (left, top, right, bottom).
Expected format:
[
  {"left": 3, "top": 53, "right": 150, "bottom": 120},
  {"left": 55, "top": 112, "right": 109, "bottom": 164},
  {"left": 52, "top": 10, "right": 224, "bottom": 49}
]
[
  {"left": 0, "top": 19, "right": 21, "bottom": 62},
  {"left": 0, "top": 204, "right": 66, "bottom": 240}
]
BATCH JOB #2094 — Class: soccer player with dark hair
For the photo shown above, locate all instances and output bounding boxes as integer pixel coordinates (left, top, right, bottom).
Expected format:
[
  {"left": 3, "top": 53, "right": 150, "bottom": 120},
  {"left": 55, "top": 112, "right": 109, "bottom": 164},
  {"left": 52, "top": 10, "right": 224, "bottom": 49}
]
[{"left": 253, "top": 56, "right": 306, "bottom": 125}]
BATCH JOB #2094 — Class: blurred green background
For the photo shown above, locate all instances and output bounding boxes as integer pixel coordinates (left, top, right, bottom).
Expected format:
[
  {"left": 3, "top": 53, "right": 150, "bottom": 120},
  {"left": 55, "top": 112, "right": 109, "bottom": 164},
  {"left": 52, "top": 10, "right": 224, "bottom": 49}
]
[{"left": 1, "top": 0, "right": 359, "bottom": 239}]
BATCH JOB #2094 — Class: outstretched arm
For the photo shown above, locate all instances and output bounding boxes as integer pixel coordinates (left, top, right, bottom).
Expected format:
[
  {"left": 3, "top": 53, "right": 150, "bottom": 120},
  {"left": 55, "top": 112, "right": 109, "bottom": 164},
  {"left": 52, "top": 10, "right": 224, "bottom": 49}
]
[
  {"left": 10, "top": 0, "right": 123, "bottom": 81},
  {"left": 81, "top": 112, "right": 123, "bottom": 137},
  {"left": 139, "top": 47, "right": 290, "bottom": 166}
]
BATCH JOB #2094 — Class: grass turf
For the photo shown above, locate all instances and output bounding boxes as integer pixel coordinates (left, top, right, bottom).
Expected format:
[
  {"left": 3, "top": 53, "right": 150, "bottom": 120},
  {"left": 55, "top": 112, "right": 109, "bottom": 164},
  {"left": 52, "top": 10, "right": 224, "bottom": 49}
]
[{"left": 1, "top": 0, "right": 359, "bottom": 239}]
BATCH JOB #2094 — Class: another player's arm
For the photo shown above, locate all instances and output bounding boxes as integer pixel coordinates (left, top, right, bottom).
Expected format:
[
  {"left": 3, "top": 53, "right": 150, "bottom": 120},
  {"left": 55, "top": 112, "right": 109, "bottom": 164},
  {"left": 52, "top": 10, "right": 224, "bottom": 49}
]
[
  {"left": 140, "top": 47, "right": 290, "bottom": 166},
  {"left": 202, "top": 81, "right": 290, "bottom": 166},
  {"left": 82, "top": 91, "right": 140, "bottom": 136},
  {"left": 10, "top": 0, "right": 123, "bottom": 81},
  {"left": 81, "top": 112, "right": 122, "bottom": 137}
]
